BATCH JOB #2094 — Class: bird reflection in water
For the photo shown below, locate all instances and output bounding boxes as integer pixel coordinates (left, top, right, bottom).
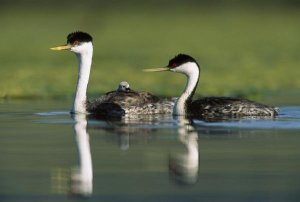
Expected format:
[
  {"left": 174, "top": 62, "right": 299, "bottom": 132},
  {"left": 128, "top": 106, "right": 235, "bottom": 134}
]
[
  {"left": 90, "top": 114, "right": 172, "bottom": 150},
  {"left": 169, "top": 116, "right": 199, "bottom": 185},
  {"left": 90, "top": 114, "right": 199, "bottom": 185},
  {"left": 51, "top": 114, "right": 93, "bottom": 197},
  {"left": 70, "top": 114, "right": 93, "bottom": 197}
]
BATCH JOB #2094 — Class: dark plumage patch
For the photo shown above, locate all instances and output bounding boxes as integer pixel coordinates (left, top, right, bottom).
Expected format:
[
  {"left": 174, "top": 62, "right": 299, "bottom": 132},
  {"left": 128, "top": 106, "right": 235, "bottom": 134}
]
[
  {"left": 167, "top": 54, "right": 199, "bottom": 68},
  {"left": 67, "top": 31, "right": 93, "bottom": 44},
  {"left": 188, "top": 96, "right": 278, "bottom": 118},
  {"left": 88, "top": 102, "right": 125, "bottom": 117},
  {"left": 86, "top": 88, "right": 174, "bottom": 116}
]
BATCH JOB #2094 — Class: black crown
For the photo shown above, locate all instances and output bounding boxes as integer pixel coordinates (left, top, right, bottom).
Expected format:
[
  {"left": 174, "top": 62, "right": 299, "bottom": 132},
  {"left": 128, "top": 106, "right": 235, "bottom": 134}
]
[
  {"left": 167, "top": 54, "right": 198, "bottom": 68},
  {"left": 67, "top": 31, "right": 93, "bottom": 44}
]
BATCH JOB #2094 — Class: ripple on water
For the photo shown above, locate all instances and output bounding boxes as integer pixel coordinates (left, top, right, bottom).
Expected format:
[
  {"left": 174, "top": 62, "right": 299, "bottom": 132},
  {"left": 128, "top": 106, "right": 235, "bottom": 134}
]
[
  {"left": 33, "top": 107, "right": 300, "bottom": 130},
  {"left": 36, "top": 111, "right": 70, "bottom": 116}
]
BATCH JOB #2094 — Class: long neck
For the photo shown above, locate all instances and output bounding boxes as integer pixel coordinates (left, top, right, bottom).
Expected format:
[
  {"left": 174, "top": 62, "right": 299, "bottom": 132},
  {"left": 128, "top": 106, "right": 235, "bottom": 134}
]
[
  {"left": 73, "top": 114, "right": 93, "bottom": 194},
  {"left": 173, "top": 63, "right": 199, "bottom": 116},
  {"left": 71, "top": 50, "right": 93, "bottom": 114}
]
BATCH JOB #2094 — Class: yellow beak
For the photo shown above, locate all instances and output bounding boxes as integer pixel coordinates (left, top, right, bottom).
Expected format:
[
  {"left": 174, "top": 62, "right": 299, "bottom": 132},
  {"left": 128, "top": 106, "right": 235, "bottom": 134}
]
[
  {"left": 143, "top": 67, "right": 170, "bottom": 72},
  {"left": 50, "top": 44, "right": 72, "bottom": 51}
]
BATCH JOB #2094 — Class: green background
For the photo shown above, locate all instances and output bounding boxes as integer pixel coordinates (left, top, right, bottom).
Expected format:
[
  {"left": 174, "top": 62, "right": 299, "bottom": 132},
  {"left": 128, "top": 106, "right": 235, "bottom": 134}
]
[{"left": 1, "top": 0, "right": 299, "bottom": 105}]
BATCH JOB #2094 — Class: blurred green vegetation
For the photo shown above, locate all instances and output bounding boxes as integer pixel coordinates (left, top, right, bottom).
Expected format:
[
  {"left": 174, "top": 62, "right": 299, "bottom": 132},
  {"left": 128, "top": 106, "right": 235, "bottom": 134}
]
[{"left": 0, "top": 1, "right": 299, "bottom": 104}]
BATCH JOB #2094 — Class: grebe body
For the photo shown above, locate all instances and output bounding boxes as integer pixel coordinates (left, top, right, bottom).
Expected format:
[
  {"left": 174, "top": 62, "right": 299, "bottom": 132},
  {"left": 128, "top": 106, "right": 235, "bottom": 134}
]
[
  {"left": 144, "top": 54, "right": 277, "bottom": 118},
  {"left": 51, "top": 32, "right": 173, "bottom": 116}
]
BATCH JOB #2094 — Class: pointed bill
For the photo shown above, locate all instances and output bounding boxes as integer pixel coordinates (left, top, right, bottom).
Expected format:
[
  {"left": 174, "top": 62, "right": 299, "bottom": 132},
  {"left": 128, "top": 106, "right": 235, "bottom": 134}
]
[
  {"left": 50, "top": 44, "right": 72, "bottom": 51},
  {"left": 143, "top": 67, "right": 170, "bottom": 72}
]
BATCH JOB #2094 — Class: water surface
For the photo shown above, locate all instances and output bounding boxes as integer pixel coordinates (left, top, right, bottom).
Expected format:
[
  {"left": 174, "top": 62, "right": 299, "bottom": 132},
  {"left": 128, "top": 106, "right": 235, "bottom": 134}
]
[{"left": 0, "top": 100, "right": 300, "bottom": 202}]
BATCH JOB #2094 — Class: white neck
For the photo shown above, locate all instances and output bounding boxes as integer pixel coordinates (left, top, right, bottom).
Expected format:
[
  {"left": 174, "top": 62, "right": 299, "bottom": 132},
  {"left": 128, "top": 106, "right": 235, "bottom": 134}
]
[
  {"left": 176, "top": 117, "right": 199, "bottom": 181},
  {"left": 173, "top": 62, "right": 199, "bottom": 116},
  {"left": 71, "top": 44, "right": 93, "bottom": 114},
  {"left": 73, "top": 114, "right": 93, "bottom": 195}
]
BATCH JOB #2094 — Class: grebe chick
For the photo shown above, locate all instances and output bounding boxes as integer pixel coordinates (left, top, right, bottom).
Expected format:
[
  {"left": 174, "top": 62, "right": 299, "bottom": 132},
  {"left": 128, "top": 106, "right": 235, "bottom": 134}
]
[
  {"left": 50, "top": 31, "right": 173, "bottom": 116},
  {"left": 117, "top": 81, "right": 130, "bottom": 92},
  {"left": 144, "top": 54, "right": 278, "bottom": 118},
  {"left": 104, "top": 81, "right": 131, "bottom": 95}
]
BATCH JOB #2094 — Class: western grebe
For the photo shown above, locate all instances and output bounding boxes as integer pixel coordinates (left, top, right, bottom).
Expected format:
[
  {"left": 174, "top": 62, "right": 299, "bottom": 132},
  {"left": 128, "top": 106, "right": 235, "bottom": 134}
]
[
  {"left": 144, "top": 54, "right": 278, "bottom": 118},
  {"left": 50, "top": 31, "right": 173, "bottom": 116}
]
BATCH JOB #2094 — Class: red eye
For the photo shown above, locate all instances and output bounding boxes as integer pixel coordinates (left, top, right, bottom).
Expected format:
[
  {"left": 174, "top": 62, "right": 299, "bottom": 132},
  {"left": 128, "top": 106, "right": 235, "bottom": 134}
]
[
  {"left": 171, "top": 63, "right": 177, "bottom": 68},
  {"left": 73, "top": 40, "right": 80, "bottom": 46}
]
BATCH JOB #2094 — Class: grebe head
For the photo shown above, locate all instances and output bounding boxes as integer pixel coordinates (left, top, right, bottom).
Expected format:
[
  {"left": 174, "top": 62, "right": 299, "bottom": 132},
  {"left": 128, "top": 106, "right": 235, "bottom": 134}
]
[
  {"left": 144, "top": 54, "right": 200, "bottom": 76},
  {"left": 167, "top": 54, "right": 199, "bottom": 76},
  {"left": 144, "top": 54, "right": 200, "bottom": 116},
  {"left": 117, "top": 81, "right": 131, "bottom": 92},
  {"left": 50, "top": 31, "right": 94, "bottom": 114},
  {"left": 50, "top": 31, "right": 93, "bottom": 54}
]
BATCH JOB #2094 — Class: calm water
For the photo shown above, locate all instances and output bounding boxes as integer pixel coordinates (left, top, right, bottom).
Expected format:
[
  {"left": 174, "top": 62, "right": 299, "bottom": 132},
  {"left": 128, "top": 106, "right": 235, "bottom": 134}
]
[{"left": 0, "top": 100, "right": 300, "bottom": 202}]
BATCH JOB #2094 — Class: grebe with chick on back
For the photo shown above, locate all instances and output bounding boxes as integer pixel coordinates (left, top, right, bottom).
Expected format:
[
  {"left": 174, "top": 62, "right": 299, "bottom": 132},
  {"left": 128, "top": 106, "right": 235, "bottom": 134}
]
[
  {"left": 144, "top": 54, "right": 278, "bottom": 118},
  {"left": 50, "top": 31, "right": 174, "bottom": 116}
]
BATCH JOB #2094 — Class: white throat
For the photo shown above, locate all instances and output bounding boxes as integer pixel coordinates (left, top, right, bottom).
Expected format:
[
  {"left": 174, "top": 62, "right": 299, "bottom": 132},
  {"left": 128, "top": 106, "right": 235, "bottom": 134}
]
[
  {"left": 73, "top": 114, "right": 93, "bottom": 195},
  {"left": 71, "top": 43, "right": 93, "bottom": 114},
  {"left": 173, "top": 62, "right": 199, "bottom": 116}
]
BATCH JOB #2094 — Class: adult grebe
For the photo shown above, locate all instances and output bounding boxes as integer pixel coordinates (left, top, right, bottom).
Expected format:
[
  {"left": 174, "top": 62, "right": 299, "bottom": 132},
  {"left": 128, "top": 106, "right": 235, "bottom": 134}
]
[
  {"left": 144, "top": 54, "right": 278, "bottom": 118},
  {"left": 50, "top": 31, "right": 173, "bottom": 116}
]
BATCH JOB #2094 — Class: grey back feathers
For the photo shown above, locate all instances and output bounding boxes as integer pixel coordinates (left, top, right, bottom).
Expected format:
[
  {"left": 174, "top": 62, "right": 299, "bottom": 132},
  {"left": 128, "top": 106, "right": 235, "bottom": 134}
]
[
  {"left": 87, "top": 81, "right": 174, "bottom": 116},
  {"left": 189, "top": 97, "right": 277, "bottom": 118}
]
